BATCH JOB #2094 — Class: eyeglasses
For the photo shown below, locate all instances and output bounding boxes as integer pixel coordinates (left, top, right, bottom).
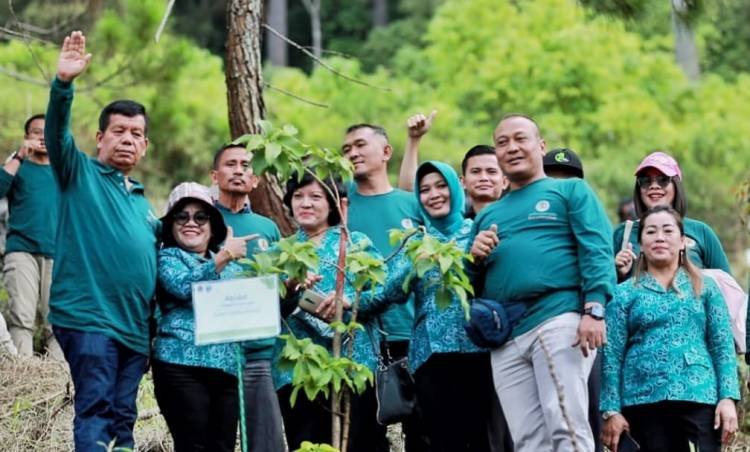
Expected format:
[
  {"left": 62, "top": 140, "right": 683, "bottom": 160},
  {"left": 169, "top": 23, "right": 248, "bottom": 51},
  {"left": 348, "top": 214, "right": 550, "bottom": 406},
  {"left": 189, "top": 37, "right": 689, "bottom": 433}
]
[
  {"left": 637, "top": 175, "right": 672, "bottom": 189},
  {"left": 173, "top": 211, "right": 211, "bottom": 226}
]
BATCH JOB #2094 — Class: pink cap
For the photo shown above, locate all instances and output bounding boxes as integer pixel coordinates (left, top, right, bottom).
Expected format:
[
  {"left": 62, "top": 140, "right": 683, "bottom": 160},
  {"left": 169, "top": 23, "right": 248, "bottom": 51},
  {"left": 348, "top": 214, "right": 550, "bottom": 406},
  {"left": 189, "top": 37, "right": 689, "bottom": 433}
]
[{"left": 635, "top": 152, "right": 682, "bottom": 181}]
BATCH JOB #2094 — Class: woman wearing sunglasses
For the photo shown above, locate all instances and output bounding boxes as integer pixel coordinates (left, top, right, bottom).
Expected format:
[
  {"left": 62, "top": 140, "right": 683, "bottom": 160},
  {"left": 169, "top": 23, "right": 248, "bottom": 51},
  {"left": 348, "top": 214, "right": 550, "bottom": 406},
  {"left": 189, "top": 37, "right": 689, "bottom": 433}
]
[
  {"left": 613, "top": 152, "right": 730, "bottom": 281},
  {"left": 151, "top": 182, "right": 257, "bottom": 452}
]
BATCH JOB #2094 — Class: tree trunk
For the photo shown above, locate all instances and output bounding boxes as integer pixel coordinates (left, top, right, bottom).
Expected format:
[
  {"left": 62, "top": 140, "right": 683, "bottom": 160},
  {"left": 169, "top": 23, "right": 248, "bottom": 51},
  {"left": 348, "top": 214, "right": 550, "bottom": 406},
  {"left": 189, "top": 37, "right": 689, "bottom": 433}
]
[
  {"left": 265, "top": 0, "right": 288, "bottom": 66},
  {"left": 671, "top": 0, "right": 700, "bottom": 83},
  {"left": 225, "top": 0, "right": 295, "bottom": 235},
  {"left": 373, "top": 0, "right": 388, "bottom": 27},
  {"left": 301, "top": 0, "right": 322, "bottom": 59}
]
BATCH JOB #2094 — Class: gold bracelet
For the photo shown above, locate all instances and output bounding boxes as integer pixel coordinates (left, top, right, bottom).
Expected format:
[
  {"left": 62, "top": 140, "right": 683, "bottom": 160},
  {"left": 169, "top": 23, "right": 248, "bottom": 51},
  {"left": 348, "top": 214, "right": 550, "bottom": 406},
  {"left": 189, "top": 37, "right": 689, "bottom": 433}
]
[{"left": 224, "top": 248, "right": 237, "bottom": 261}]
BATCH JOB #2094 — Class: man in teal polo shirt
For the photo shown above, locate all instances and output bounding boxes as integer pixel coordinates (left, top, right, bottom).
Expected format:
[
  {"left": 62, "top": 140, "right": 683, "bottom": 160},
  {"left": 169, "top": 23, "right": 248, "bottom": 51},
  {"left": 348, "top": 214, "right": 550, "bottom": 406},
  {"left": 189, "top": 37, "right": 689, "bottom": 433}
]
[
  {"left": 211, "top": 143, "right": 285, "bottom": 451},
  {"left": 0, "top": 114, "right": 62, "bottom": 359},
  {"left": 469, "top": 115, "right": 615, "bottom": 451},
  {"left": 45, "top": 31, "right": 158, "bottom": 451},
  {"left": 342, "top": 123, "right": 425, "bottom": 451}
]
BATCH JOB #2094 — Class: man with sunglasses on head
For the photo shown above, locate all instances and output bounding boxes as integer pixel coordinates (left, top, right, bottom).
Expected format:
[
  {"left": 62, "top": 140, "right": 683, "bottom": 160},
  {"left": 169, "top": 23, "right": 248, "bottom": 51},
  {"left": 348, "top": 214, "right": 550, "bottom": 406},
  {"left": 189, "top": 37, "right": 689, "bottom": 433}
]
[
  {"left": 613, "top": 151, "right": 730, "bottom": 282},
  {"left": 44, "top": 31, "right": 160, "bottom": 451},
  {"left": 210, "top": 143, "right": 285, "bottom": 452}
]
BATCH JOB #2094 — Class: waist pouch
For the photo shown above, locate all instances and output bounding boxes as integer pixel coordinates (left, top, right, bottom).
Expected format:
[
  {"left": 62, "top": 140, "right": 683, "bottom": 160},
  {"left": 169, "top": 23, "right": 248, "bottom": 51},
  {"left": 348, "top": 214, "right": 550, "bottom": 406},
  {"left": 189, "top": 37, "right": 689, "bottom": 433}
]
[{"left": 464, "top": 298, "right": 529, "bottom": 349}]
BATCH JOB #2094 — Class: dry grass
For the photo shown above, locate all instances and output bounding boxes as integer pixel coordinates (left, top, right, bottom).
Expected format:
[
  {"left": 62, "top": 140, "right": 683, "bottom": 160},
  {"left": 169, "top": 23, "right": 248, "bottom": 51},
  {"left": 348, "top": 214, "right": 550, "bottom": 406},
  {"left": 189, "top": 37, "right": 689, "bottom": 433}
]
[{"left": 0, "top": 354, "right": 171, "bottom": 451}]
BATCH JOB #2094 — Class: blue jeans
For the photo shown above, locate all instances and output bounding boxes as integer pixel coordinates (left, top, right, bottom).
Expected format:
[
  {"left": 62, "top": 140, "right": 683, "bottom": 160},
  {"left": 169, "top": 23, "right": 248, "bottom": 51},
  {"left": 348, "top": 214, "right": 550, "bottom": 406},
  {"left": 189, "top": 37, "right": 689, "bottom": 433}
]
[{"left": 54, "top": 327, "right": 148, "bottom": 452}]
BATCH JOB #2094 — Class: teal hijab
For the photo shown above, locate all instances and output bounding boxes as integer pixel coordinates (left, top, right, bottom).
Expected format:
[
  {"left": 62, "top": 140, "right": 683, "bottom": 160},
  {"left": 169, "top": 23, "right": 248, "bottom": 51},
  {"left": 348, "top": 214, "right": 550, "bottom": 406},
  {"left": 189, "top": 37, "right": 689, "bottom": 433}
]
[{"left": 414, "top": 160, "right": 465, "bottom": 236}]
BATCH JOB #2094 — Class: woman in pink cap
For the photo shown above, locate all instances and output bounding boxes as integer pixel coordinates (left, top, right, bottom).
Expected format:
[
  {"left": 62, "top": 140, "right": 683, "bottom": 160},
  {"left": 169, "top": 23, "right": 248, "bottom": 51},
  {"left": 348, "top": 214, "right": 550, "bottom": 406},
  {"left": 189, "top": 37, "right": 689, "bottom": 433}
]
[{"left": 613, "top": 151, "right": 731, "bottom": 281}]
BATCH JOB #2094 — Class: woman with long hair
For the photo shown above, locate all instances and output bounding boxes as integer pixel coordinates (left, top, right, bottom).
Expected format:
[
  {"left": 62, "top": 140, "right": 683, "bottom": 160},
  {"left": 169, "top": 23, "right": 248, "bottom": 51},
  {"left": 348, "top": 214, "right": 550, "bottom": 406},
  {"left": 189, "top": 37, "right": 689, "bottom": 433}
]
[
  {"left": 601, "top": 205, "right": 739, "bottom": 452},
  {"left": 613, "top": 152, "right": 730, "bottom": 281}
]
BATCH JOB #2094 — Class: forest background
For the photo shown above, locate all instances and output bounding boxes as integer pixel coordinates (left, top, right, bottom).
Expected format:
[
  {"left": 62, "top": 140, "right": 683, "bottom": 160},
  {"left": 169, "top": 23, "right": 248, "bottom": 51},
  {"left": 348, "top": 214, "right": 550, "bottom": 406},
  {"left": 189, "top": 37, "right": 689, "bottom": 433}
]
[{"left": 0, "top": 0, "right": 749, "bottom": 279}]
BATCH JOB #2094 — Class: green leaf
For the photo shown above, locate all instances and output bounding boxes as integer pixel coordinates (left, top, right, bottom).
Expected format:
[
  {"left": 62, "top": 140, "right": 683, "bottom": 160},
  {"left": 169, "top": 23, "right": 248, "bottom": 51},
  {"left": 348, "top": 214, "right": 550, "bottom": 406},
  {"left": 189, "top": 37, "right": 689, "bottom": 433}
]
[
  {"left": 435, "top": 287, "right": 451, "bottom": 310},
  {"left": 266, "top": 142, "right": 282, "bottom": 163},
  {"left": 282, "top": 124, "right": 299, "bottom": 136}
]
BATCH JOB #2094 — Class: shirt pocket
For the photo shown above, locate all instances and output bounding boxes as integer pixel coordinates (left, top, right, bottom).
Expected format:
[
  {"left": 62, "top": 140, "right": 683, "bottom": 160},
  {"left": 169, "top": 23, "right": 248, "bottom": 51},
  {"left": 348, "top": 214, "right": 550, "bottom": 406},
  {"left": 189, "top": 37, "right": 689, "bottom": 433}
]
[
  {"left": 683, "top": 349, "right": 715, "bottom": 387},
  {"left": 684, "top": 350, "right": 711, "bottom": 368}
]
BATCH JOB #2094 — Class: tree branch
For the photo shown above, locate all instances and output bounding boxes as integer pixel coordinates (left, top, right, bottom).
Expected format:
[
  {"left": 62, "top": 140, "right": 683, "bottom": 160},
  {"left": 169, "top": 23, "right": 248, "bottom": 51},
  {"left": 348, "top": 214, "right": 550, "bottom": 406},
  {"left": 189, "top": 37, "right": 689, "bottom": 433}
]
[
  {"left": 8, "top": 0, "right": 52, "bottom": 82},
  {"left": 0, "top": 65, "right": 49, "bottom": 86},
  {"left": 263, "top": 82, "right": 329, "bottom": 108},
  {"left": 154, "top": 0, "right": 176, "bottom": 43},
  {"left": 0, "top": 25, "right": 55, "bottom": 44},
  {"left": 263, "top": 23, "right": 390, "bottom": 92}
]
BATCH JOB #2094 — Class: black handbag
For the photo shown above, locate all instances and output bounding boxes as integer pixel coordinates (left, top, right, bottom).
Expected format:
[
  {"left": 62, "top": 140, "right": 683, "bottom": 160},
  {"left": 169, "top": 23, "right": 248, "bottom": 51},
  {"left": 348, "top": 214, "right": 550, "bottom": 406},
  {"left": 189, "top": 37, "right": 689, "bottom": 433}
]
[{"left": 374, "top": 342, "right": 417, "bottom": 425}]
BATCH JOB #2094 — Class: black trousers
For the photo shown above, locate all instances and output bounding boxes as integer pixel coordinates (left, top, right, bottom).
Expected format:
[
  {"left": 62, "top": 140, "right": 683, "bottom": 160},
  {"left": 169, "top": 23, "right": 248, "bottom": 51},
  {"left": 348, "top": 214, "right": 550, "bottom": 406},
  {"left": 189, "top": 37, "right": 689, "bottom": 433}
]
[
  {"left": 278, "top": 383, "right": 389, "bottom": 452},
  {"left": 383, "top": 340, "right": 431, "bottom": 452},
  {"left": 152, "top": 360, "right": 239, "bottom": 452},
  {"left": 588, "top": 353, "right": 603, "bottom": 452},
  {"left": 623, "top": 401, "right": 722, "bottom": 452},
  {"left": 414, "top": 352, "right": 495, "bottom": 452}
]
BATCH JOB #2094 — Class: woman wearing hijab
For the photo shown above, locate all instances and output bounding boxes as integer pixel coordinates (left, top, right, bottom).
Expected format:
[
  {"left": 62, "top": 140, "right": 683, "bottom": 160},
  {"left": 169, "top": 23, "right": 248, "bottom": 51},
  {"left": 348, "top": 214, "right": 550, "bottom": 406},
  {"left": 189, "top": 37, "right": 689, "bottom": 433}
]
[{"left": 360, "top": 161, "right": 494, "bottom": 451}]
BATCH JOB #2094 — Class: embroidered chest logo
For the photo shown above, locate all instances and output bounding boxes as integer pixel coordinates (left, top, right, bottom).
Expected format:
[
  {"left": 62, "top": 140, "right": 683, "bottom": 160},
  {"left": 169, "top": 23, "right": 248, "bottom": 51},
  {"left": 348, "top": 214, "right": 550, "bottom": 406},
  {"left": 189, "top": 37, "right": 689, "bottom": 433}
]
[
  {"left": 529, "top": 199, "right": 557, "bottom": 221},
  {"left": 535, "top": 200, "right": 550, "bottom": 212},
  {"left": 257, "top": 238, "right": 269, "bottom": 251},
  {"left": 401, "top": 218, "right": 414, "bottom": 229}
]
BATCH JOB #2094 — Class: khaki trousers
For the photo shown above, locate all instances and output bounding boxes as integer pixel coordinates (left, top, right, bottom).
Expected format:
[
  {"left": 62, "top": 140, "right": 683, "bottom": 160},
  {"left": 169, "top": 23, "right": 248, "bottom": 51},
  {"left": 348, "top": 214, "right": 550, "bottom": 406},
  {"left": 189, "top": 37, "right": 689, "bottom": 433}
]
[
  {"left": 0, "top": 312, "right": 17, "bottom": 356},
  {"left": 3, "top": 252, "right": 61, "bottom": 358},
  {"left": 491, "top": 312, "right": 595, "bottom": 452}
]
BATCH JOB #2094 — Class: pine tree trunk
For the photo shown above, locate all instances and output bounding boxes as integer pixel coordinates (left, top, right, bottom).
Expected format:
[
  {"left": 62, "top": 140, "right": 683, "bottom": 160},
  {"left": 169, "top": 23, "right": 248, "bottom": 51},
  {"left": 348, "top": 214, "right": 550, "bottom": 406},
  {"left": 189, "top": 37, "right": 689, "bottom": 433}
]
[
  {"left": 301, "top": 0, "right": 322, "bottom": 59},
  {"left": 373, "top": 0, "right": 389, "bottom": 27},
  {"left": 225, "top": 0, "right": 295, "bottom": 235},
  {"left": 265, "top": 0, "right": 288, "bottom": 66},
  {"left": 671, "top": 0, "right": 700, "bottom": 83}
]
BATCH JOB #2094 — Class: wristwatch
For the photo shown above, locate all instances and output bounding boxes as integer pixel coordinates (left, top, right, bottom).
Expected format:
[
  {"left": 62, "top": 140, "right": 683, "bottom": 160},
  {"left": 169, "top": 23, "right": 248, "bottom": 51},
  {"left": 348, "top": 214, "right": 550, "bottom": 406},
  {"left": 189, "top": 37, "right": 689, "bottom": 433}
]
[
  {"left": 12, "top": 152, "right": 24, "bottom": 163},
  {"left": 584, "top": 304, "right": 605, "bottom": 320}
]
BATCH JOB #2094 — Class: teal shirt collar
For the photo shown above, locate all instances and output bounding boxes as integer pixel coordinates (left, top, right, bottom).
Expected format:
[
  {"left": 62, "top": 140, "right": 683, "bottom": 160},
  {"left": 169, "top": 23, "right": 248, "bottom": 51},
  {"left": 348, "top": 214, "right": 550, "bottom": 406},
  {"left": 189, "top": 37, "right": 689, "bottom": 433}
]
[
  {"left": 214, "top": 200, "right": 252, "bottom": 214},
  {"left": 92, "top": 159, "right": 145, "bottom": 193},
  {"left": 638, "top": 268, "right": 693, "bottom": 295},
  {"left": 414, "top": 160, "right": 465, "bottom": 236}
]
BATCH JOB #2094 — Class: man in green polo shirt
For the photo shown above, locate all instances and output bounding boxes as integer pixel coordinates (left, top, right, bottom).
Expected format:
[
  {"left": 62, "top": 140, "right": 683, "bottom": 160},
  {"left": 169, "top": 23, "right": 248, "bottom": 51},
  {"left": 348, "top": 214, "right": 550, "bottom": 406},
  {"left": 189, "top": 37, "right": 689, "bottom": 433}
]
[
  {"left": 342, "top": 123, "right": 425, "bottom": 451},
  {"left": 469, "top": 115, "right": 615, "bottom": 451},
  {"left": 0, "top": 114, "right": 62, "bottom": 359},
  {"left": 211, "top": 143, "right": 285, "bottom": 451},
  {"left": 45, "top": 31, "right": 158, "bottom": 451}
]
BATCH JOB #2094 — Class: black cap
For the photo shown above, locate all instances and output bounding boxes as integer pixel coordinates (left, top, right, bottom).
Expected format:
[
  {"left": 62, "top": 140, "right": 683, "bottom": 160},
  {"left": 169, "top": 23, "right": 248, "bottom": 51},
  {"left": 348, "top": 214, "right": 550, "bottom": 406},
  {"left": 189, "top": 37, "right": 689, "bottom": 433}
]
[{"left": 543, "top": 147, "right": 584, "bottom": 178}]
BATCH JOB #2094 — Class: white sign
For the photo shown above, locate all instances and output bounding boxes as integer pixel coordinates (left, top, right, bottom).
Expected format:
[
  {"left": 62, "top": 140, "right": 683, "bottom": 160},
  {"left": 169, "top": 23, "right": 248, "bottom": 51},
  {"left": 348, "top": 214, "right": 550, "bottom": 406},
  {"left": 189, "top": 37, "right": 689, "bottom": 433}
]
[{"left": 192, "top": 275, "right": 281, "bottom": 345}]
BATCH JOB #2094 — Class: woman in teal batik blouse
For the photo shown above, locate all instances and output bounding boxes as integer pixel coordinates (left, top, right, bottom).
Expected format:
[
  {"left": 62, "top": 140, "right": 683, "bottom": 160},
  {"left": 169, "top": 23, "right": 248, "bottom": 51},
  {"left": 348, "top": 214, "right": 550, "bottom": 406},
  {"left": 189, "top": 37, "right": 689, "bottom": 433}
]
[
  {"left": 601, "top": 205, "right": 739, "bottom": 452},
  {"left": 272, "top": 171, "right": 387, "bottom": 452},
  {"left": 358, "top": 161, "right": 495, "bottom": 452},
  {"left": 152, "top": 182, "right": 257, "bottom": 452}
]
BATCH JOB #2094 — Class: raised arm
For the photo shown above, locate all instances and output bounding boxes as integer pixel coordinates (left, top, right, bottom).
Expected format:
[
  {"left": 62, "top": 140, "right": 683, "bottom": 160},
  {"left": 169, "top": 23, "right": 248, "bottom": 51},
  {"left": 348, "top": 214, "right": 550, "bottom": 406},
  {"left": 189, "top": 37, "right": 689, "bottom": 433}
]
[
  {"left": 45, "top": 31, "right": 92, "bottom": 189},
  {"left": 398, "top": 111, "right": 436, "bottom": 191}
]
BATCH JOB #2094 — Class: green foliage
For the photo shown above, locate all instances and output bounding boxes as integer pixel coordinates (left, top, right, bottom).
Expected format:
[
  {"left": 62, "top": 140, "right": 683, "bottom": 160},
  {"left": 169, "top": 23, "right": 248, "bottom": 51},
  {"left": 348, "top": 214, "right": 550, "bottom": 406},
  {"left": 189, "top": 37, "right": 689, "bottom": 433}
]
[
  {"left": 296, "top": 441, "right": 340, "bottom": 452},
  {"left": 242, "top": 235, "right": 319, "bottom": 297},
  {"left": 345, "top": 239, "right": 387, "bottom": 293},
  {"left": 234, "top": 120, "right": 353, "bottom": 186},
  {"left": 266, "top": 0, "right": 750, "bottom": 267},
  {"left": 700, "top": 0, "right": 750, "bottom": 81},
  {"left": 0, "top": 0, "right": 229, "bottom": 203},
  {"left": 278, "top": 334, "right": 373, "bottom": 407},
  {"left": 389, "top": 227, "right": 474, "bottom": 318}
]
